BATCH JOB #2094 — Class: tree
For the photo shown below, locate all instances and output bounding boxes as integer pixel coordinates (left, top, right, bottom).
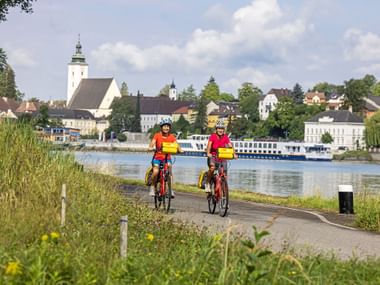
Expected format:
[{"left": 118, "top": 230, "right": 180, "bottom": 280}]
[
  {"left": 220, "top": 92, "right": 235, "bottom": 102},
  {"left": 178, "top": 84, "right": 198, "bottom": 102},
  {"left": 108, "top": 96, "right": 135, "bottom": 134},
  {"left": 0, "top": 48, "right": 7, "bottom": 72},
  {"left": 227, "top": 117, "right": 250, "bottom": 138},
  {"left": 365, "top": 111, "right": 380, "bottom": 148},
  {"left": 131, "top": 91, "right": 141, "bottom": 132},
  {"left": 202, "top": 76, "right": 220, "bottom": 102},
  {"left": 158, "top": 84, "right": 170, "bottom": 96},
  {"left": 33, "top": 104, "right": 49, "bottom": 127},
  {"left": 193, "top": 95, "right": 208, "bottom": 134},
  {"left": 238, "top": 82, "right": 262, "bottom": 123},
  {"left": 173, "top": 115, "right": 190, "bottom": 138},
  {"left": 321, "top": 132, "right": 334, "bottom": 144},
  {"left": 0, "top": 0, "right": 35, "bottom": 22},
  {"left": 120, "top": 82, "right": 129, "bottom": 97},
  {"left": 291, "top": 83, "right": 304, "bottom": 104},
  {"left": 344, "top": 78, "right": 368, "bottom": 112},
  {"left": 362, "top": 74, "right": 376, "bottom": 90},
  {"left": 312, "top": 82, "right": 343, "bottom": 96},
  {"left": 371, "top": 82, "right": 380, "bottom": 96},
  {"left": 266, "top": 97, "right": 295, "bottom": 138},
  {"left": 0, "top": 64, "right": 17, "bottom": 99}
]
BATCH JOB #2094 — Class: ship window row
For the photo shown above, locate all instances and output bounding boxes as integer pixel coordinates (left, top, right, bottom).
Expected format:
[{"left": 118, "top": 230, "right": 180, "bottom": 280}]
[
  {"left": 233, "top": 142, "right": 277, "bottom": 149},
  {"left": 236, "top": 149, "right": 282, "bottom": 154}
]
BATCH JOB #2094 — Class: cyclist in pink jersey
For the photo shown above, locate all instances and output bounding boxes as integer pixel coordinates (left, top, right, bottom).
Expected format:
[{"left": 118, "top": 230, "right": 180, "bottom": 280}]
[{"left": 205, "top": 120, "right": 237, "bottom": 193}]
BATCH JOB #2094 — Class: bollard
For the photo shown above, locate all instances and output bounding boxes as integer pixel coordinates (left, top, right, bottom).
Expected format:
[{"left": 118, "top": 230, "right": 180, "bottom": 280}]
[
  {"left": 120, "top": 215, "right": 128, "bottom": 258},
  {"left": 338, "top": 185, "right": 354, "bottom": 214},
  {"left": 61, "top": 184, "right": 67, "bottom": 227}
]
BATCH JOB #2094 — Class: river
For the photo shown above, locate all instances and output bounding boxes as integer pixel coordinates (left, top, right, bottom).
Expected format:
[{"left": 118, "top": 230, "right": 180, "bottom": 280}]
[{"left": 74, "top": 151, "right": 380, "bottom": 198}]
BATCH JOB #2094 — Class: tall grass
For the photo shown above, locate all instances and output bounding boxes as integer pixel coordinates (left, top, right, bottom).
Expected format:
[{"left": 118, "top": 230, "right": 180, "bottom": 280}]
[{"left": 1, "top": 122, "right": 380, "bottom": 284}]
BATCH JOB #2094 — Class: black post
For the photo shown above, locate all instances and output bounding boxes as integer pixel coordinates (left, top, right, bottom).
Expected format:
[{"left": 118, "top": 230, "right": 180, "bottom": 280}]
[{"left": 338, "top": 185, "right": 354, "bottom": 214}]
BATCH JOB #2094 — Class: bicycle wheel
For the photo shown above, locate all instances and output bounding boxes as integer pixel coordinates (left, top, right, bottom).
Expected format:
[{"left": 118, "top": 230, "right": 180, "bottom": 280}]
[
  {"left": 154, "top": 182, "right": 161, "bottom": 209},
  {"left": 207, "top": 179, "right": 216, "bottom": 214},
  {"left": 163, "top": 177, "right": 171, "bottom": 213},
  {"left": 218, "top": 177, "right": 229, "bottom": 217}
]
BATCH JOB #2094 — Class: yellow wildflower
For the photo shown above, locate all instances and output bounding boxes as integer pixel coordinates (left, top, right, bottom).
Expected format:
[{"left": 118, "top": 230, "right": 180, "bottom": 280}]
[
  {"left": 146, "top": 233, "right": 154, "bottom": 241},
  {"left": 5, "top": 261, "right": 21, "bottom": 275},
  {"left": 41, "top": 234, "right": 49, "bottom": 241},
  {"left": 213, "top": 233, "right": 222, "bottom": 242},
  {"left": 288, "top": 271, "right": 297, "bottom": 275},
  {"left": 50, "top": 232, "right": 60, "bottom": 239}
]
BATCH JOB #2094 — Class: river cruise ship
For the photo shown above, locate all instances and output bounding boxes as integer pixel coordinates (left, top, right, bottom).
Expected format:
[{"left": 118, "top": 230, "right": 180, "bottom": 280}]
[{"left": 178, "top": 135, "right": 332, "bottom": 161}]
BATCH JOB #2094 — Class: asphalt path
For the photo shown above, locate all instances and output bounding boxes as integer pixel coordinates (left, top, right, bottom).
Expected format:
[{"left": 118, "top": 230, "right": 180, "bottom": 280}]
[{"left": 121, "top": 185, "right": 380, "bottom": 260}]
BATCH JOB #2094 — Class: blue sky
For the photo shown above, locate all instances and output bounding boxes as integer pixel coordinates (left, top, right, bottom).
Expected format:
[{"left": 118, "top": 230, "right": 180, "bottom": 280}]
[{"left": 1, "top": 0, "right": 380, "bottom": 101}]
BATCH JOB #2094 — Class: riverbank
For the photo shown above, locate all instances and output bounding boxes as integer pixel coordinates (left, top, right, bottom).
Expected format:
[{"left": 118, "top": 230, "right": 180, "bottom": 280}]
[{"left": 2, "top": 123, "right": 380, "bottom": 284}]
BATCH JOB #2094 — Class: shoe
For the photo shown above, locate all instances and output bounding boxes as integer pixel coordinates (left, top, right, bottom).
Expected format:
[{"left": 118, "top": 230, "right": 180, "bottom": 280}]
[
  {"left": 171, "top": 190, "right": 175, "bottom": 199},
  {"left": 149, "top": 185, "right": 155, "bottom": 196},
  {"left": 205, "top": 183, "right": 211, "bottom": 193}
]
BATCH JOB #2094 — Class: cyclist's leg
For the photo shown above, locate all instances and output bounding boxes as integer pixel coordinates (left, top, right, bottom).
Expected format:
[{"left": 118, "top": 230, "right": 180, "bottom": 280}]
[
  {"left": 150, "top": 159, "right": 160, "bottom": 196},
  {"left": 206, "top": 157, "right": 215, "bottom": 192}
]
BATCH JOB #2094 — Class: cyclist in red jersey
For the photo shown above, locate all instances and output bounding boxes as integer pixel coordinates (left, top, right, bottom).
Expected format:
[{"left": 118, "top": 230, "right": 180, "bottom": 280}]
[
  {"left": 148, "top": 117, "right": 183, "bottom": 197},
  {"left": 205, "top": 120, "right": 237, "bottom": 193}
]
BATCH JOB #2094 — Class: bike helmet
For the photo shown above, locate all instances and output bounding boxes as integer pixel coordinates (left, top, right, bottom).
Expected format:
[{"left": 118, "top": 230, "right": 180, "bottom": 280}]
[
  {"left": 159, "top": 117, "right": 172, "bottom": 127},
  {"left": 215, "top": 120, "right": 225, "bottom": 129}
]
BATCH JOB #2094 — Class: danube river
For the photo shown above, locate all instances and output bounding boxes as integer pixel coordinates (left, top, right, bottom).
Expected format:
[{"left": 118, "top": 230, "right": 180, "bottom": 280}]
[{"left": 74, "top": 151, "right": 380, "bottom": 198}]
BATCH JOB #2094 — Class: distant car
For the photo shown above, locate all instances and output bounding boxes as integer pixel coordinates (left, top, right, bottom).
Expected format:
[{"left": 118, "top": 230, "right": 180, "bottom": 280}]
[{"left": 337, "top": 146, "right": 348, "bottom": 151}]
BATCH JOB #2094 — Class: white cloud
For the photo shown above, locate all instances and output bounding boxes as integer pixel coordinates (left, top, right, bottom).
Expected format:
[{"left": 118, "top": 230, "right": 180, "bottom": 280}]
[
  {"left": 91, "top": 0, "right": 308, "bottom": 73},
  {"left": 223, "top": 67, "right": 284, "bottom": 92},
  {"left": 8, "top": 49, "right": 36, "bottom": 67},
  {"left": 344, "top": 28, "right": 380, "bottom": 61},
  {"left": 355, "top": 63, "right": 380, "bottom": 74}
]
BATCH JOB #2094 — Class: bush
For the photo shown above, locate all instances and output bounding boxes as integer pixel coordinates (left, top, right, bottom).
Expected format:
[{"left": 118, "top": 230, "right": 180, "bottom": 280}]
[{"left": 117, "top": 133, "right": 127, "bottom": 142}]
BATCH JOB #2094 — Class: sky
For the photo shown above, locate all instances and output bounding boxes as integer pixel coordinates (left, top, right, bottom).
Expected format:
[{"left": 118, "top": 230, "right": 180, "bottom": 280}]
[{"left": 1, "top": 0, "right": 380, "bottom": 101}]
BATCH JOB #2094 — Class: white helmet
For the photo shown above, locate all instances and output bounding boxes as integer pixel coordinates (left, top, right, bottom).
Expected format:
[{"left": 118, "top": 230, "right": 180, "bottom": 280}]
[{"left": 215, "top": 120, "right": 225, "bottom": 129}]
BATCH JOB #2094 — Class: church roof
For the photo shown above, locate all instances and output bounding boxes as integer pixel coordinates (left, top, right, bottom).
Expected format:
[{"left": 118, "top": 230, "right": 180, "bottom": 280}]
[
  {"left": 68, "top": 78, "right": 113, "bottom": 109},
  {"left": 48, "top": 108, "right": 95, "bottom": 120},
  {"left": 306, "top": 110, "right": 363, "bottom": 123}
]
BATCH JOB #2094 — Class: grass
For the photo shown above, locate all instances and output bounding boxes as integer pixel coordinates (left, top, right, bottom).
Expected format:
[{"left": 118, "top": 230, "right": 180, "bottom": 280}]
[{"left": 1, "top": 122, "right": 380, "bottom": 284}]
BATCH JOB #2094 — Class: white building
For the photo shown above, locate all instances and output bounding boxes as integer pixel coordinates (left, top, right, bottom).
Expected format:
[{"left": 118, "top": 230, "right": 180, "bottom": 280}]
[
  {"left": 259, "top": 88, "right": 290, "bottom": 120},
  {"left": 67, "top": 37, "right": 88, "bottom": 104},
  {"left": 304, "top": 110, "right": 365, "bottom": 151},
  {"left": 66, "top": 39, "right": 121, "bottom": 118}
]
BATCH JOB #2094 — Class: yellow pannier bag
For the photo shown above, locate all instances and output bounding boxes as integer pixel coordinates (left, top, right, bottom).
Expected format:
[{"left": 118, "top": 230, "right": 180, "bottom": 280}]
[
  {"left": 197, "top": 170, "right": 208, "bottom": 189},
  {"left": 162, "top": 142, "right": 178, "bottom": 154},
  {"left": 217, "top": 147, "right": 234, "bottom": 159},
  {"left": 145, "top": 166, "right": 153, "bottom": 186}
]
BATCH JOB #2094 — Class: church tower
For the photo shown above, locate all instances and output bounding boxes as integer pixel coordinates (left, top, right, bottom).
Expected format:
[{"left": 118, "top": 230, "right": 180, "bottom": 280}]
[
  {"left": 169, "top": 80, "right": 177, "bottom": 100},
  {"left": 67, "top": 36, "right": 88, "bottom": 105}
]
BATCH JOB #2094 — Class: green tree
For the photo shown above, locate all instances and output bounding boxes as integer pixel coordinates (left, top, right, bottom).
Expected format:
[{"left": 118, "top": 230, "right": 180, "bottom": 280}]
[
  {"left": 371, "top": 82, "right": 380, "bottom": 96},
  {"left": 0, "top": 64, "right": 17, "bottom": 99},
  {"left": 362, "top": 74, "right": 376, "bottom": 90},
  {"left": 120, "top": 82, "right": 129, "bottom": 97},
  {"left": 202, "top": 76, "right": 220, "bottom": 102},
  {"left": 131, "top": 91, "right": 141, "bottom": 132},
  {"left": 178, "top": 84, "right": 198, "bottom": 102},
  {"left": 33, "top": 104, "right": 50, "bottom": 127},
  {"left": 0, "top": 0, "right": 35, "bottom": 22},
  {"left": 193, "top": 95, "right": 208, "bottom": 134},
  {"left": 266, "top": 97, "right": 295, "bottom": 138},
  {"left": 227, "top": 117, "right": 250, "bottom": 138},
  {"left": 321, "top": 132, "right": 334, "bottom": 144},
  {"left": 312, "top": 82, "right": 343, "bottom": 96},
  {"left": 238, "top": 82, "right": 262, "bottom": 123},
  {"left": 220, "top": 92, "right": 235, "bottom": 102},
  {"left": 158, "top": 84, "right": 170, "bottom": 96},
  {"left": 173, "top": 115, "right": 190, "bottom": 138},
  {"left": 0, "top": 48, "right": 7, "bottom": 71},
  {"left": 365, "top": 111, "right": 380, "bottom": 148},
  {"left": 108, "top": 96, "right": 135, "bottom": 134},
  {"left": 291, "top": 83, "right": 304, "bottom": 104},
  {"left": 344, "top": 78, "right": 368, "bottom": 113}
]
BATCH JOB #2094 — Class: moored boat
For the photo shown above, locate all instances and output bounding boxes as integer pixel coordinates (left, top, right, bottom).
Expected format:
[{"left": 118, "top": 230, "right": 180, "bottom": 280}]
[{"left": 178, "top": 135, "right": 332, "bottom": 161}]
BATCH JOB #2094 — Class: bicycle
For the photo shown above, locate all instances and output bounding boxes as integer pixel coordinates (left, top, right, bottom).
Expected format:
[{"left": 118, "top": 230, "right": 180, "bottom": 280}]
[
  {"left": 207, "top": 148, "right": 234, "bottom": 217},
  {"left": 151, "top": 142, "right": 178, "bottom": 213}
]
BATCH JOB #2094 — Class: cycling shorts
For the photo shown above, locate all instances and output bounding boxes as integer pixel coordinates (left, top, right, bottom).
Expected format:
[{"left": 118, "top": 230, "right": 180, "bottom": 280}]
[
  {"left": 152, "top": 158, "right": 172, "bottom": 167},
  {"left": 207, "top": 157, "right": 227, "bottom": 173}
]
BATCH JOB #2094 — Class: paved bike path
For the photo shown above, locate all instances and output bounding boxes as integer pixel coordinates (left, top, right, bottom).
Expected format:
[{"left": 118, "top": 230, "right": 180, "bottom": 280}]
[{"left": 122, "top": 185, "right": 380, "bottom": 260}]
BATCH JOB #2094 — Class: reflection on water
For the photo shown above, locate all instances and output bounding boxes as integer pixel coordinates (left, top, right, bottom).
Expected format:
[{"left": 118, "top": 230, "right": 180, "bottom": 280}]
[{"left": 75, "top": 151, "right": 380, "bottom": 198}]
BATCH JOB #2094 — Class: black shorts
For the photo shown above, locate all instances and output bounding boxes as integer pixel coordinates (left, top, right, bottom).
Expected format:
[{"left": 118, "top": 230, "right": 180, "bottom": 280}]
[{"left": 207, "top": 157, "right": 227, "bottom": 173}]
